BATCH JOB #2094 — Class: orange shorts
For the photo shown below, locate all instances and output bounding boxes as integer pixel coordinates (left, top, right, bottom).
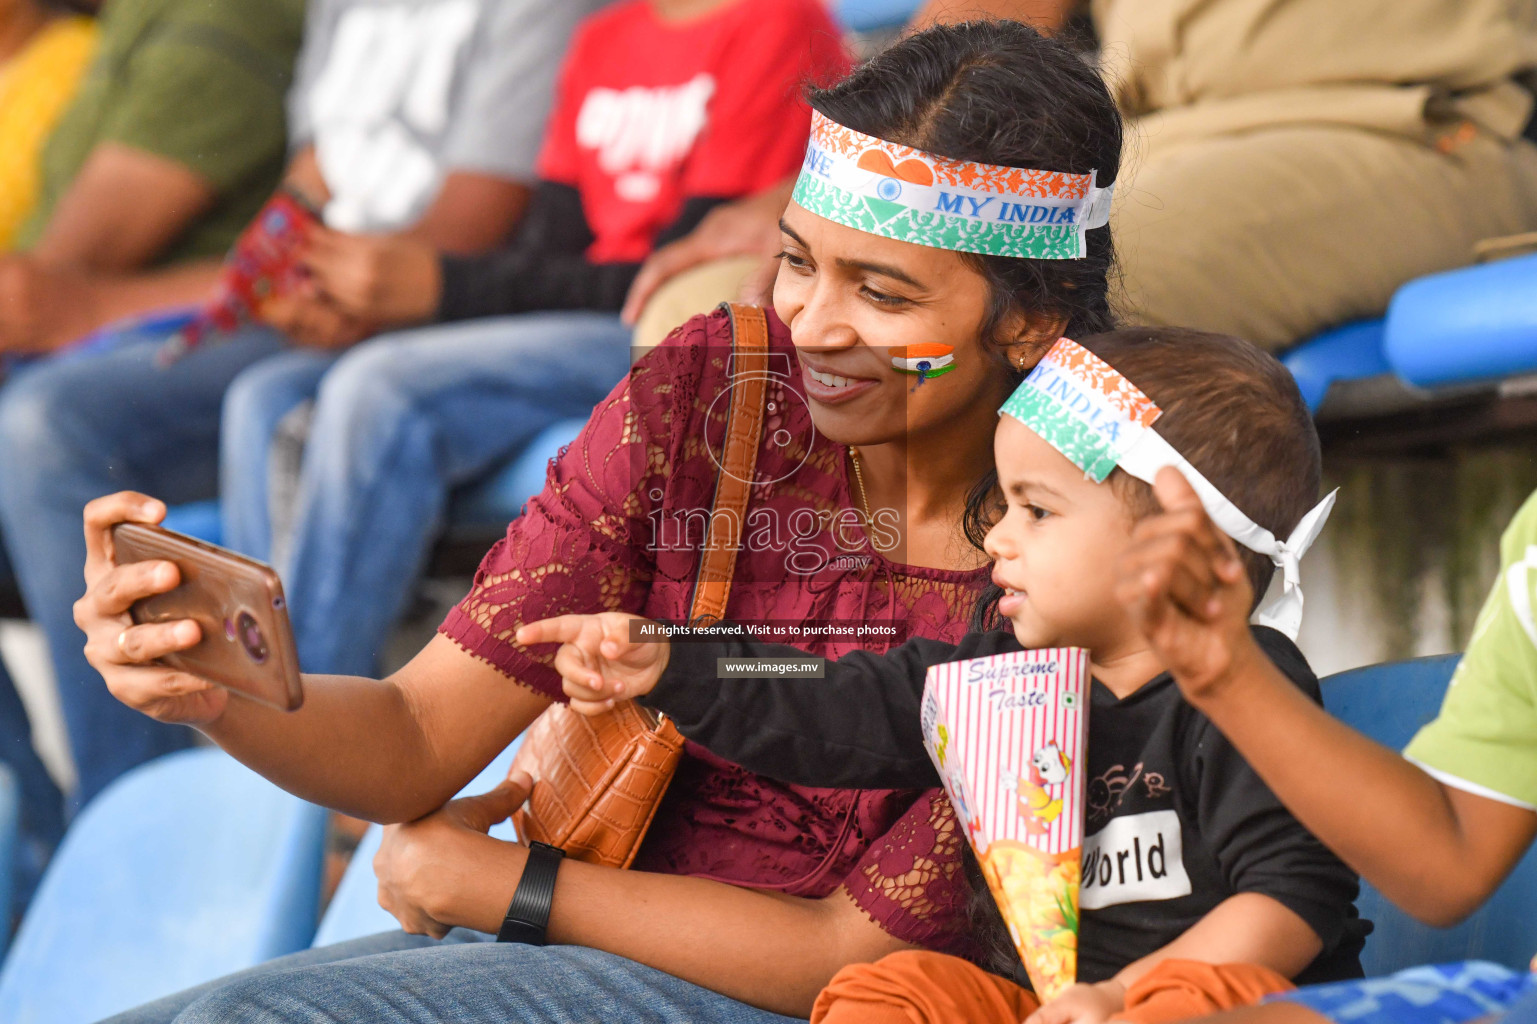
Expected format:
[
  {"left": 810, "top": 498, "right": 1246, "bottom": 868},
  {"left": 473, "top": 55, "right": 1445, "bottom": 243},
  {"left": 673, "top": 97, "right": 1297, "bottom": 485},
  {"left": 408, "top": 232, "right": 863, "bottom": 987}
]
[{"left": 811, "top": 953, "right": 1294, "bottom": 1024}]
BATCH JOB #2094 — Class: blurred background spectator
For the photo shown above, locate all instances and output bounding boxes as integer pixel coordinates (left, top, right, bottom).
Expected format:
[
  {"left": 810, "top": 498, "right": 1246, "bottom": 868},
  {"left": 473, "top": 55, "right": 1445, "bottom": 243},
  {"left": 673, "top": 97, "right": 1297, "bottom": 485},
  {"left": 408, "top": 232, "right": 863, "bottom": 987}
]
[
  {"left": 0, "top": 0, "right": 95, "bottom": 251},
  {"left": 0, "top": 0, "right": 593, "bottom": 913},
  {"left": 0, "top": 0, "right": 303, "bottom": 353}
]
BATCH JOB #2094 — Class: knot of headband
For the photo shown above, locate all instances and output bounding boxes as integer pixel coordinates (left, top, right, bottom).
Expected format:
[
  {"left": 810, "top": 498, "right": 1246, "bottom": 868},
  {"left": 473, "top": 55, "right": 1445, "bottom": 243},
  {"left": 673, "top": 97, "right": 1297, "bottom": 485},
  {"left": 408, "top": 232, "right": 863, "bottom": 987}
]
[
  {"left": 792, "top": 111, "right": 1114, "bottom": 260},
  {"left": 999, "top": 338, "right": 1336, "bottom": 639}
]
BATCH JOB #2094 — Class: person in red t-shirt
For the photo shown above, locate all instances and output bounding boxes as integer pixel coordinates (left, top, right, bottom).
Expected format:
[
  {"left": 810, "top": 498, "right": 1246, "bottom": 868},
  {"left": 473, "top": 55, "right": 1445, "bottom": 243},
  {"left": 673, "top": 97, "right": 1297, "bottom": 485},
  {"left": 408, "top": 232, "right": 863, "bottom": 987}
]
[{"left": 214, "top": 0, "right": 849, "bottom": 684}]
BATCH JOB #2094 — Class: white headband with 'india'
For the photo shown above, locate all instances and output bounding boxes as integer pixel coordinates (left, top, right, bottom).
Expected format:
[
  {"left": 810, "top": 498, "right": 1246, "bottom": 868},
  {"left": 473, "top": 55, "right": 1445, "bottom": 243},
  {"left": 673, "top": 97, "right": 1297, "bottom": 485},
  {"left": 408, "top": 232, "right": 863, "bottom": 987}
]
[{"left": 999, "top": 338, "right": 1336, "bottom": 639}]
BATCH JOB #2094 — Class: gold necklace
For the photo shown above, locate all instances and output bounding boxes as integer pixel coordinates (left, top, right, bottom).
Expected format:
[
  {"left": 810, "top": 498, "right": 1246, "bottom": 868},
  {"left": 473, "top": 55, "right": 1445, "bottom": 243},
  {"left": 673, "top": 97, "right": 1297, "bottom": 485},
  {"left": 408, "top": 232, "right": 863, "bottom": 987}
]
[{"left": 848, "top": 446, "right": 872, "bottom": 522}]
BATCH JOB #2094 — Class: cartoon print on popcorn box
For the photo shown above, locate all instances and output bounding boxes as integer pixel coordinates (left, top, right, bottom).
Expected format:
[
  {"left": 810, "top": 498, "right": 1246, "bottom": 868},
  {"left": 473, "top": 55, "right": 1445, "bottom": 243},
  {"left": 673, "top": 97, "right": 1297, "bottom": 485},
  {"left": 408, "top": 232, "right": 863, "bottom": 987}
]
[
  {"left": 921, "top": 647, "right": 1091, "bottom": 1001},
  {"left": 1002, "top": 741, "right": 1072, "bottom": 835}
]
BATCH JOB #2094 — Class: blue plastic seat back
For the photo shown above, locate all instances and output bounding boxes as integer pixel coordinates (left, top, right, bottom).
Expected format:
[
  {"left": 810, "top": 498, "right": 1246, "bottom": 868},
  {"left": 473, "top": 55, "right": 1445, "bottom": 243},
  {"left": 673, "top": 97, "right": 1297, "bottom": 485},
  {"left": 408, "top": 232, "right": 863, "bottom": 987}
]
[
  {"left": 159, "top": 499, "right": 223, "bottom": 546},
  {"left": 448, "top": 418, "right": 587, "bottom": 533},
  {"left": 833, "top": 0, "right": 923, "bottom": 32},
  {"left": 1321, "top": 655, "right": 1537, "bottom": 974},
  {"left": 1282, "top": 319, "right": 1391, "bottom": 413},
  {"left": 1385, "top": 253, "right": 1537, "bottom": 389},
  {"left": 0, "top": 748, "right": 327, "bottom": 1024},
  {"left": 0, "top": 764, "right": 18, "bottom": 957},
  {"left": 312, "top": 736, "right": 525, "bottom": 948}
]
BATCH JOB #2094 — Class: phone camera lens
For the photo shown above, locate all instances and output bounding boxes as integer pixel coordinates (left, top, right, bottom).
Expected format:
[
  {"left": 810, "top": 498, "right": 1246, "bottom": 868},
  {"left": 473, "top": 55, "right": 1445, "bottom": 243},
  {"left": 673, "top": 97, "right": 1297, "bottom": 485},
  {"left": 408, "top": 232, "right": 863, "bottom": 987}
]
[{"left": 236, "top": 611, "right": 268, "bottom": 664}]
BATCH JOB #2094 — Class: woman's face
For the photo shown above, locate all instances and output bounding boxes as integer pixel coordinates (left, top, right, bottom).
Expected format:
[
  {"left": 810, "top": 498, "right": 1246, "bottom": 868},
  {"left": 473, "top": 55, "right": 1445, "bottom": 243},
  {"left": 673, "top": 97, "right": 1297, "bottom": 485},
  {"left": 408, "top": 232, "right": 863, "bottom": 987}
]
[{"left": 773, "top": 202, "right": 1027, "bottom": 448}]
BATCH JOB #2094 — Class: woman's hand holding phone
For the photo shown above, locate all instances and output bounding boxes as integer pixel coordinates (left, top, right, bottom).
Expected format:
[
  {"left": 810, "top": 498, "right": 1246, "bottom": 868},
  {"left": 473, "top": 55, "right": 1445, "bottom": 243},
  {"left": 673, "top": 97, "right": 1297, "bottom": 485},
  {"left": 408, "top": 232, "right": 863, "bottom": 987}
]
[
  {"left": 515, "top": 612, "right": 669, "bottom": 714},
  {"left": 76, "top": 491, "right": 229, "bottom": 726}
]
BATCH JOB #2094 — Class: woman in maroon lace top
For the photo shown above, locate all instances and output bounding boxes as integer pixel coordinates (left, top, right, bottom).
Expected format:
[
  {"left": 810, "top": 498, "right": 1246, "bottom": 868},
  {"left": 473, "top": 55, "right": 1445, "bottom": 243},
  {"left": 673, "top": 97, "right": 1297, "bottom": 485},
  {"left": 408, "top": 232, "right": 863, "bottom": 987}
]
[{"left": 79, "top": 20, "right": 1124, "bottom": 1024}]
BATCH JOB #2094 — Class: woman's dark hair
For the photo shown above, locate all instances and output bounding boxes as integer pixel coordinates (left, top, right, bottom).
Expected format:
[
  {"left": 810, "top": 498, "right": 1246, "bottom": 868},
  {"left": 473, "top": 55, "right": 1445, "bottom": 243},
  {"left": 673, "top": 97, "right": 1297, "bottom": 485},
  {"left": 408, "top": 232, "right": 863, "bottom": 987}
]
[
  {"left": 807, "top": 20, "right": 1126, "bottom": 633},
  {"left": 808, "top": 20, "right": 1122, "bottom": 351}
]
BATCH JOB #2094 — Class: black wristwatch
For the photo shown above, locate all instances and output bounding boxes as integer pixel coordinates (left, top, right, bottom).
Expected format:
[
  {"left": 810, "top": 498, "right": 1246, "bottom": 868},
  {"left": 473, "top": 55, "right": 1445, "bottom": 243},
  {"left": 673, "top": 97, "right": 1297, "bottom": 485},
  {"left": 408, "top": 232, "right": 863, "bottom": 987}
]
[{"left": 496, "top": 841, "right": 566, "bottom": 945}]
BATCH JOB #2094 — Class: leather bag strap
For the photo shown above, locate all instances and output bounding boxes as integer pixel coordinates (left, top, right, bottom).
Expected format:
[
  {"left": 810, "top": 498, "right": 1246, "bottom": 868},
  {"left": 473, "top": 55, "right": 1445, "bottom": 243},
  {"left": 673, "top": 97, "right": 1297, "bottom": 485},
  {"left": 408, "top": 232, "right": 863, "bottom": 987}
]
[{"left": 688, "top": 303, "right": 769, "bottom": 624}]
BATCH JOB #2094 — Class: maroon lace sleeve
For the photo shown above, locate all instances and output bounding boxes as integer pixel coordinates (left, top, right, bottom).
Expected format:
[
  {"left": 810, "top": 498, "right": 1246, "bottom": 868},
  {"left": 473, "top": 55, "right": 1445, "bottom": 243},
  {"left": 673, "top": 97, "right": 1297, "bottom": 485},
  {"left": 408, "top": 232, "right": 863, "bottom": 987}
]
[
  {"left": 438, "top": 318, "right": 718, "bottom": 700},
  {"left": 841, "top": 787, "right": 975, "bottom": 956}
]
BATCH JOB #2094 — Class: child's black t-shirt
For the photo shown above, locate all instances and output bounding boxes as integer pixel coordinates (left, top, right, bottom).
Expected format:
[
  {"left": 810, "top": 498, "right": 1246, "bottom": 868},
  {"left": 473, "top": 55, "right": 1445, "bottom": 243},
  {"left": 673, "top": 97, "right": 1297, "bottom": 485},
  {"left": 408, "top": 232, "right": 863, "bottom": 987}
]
[{"left": 645, "top": 626, "right": 1370, "bottom": 985}]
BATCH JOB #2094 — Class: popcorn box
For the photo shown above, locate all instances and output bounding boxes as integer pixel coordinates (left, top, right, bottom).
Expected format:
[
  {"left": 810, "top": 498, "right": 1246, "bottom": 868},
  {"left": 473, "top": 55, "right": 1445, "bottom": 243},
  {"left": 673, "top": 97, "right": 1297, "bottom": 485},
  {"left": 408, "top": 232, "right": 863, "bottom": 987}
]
[{"left": 921, "top": 647, "right": 1090, "bottom": 1001}]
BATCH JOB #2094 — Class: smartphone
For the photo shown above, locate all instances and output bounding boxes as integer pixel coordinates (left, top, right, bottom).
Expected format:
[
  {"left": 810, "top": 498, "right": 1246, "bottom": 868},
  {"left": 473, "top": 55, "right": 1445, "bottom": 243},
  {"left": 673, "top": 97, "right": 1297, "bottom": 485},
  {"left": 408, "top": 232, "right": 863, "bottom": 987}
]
[{"left": 110, "top": 523, "right": 303, "bottom": 711}]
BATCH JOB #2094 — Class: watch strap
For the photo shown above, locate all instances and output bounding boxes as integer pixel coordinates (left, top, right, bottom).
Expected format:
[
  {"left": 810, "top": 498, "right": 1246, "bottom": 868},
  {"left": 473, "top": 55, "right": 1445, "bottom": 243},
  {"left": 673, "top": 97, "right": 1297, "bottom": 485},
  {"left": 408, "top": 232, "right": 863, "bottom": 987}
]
[{"left": 496, "top": 841, "right": 565, "bottom": 944}]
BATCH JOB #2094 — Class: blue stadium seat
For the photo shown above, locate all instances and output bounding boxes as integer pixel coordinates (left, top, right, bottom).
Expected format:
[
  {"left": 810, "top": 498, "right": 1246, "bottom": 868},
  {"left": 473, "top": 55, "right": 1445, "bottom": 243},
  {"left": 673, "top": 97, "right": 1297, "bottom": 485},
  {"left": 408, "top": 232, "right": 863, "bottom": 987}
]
[
  {"left": 1385, "top": 253, "right": 1537, "bottom": 389},
  {"left": 445, "top": 418, "right": 587, "bottom": 535},
  {"left": 311, "top": 736, "right": 524, "bottom": 948},
  {"left": 158, "top": 417, "right": 589, "bottom": 550},
  {"left": 0, "top": 764, "right": 18, "bottom": 957},
  {"left": 1321, "top": 654, "right": 1537, "bottom": 974},
  {"left": 833, "top": 0, "right": 922, "bottom": 32},
  {"left": 159, "top": 499, "right": 224, "bottom": 547},
  {"left": 1282, "top": 319, "right": 1391, "bottom": 413},
  {"left": 0, "top": 749, "right": 327, "bottom": 1024}
]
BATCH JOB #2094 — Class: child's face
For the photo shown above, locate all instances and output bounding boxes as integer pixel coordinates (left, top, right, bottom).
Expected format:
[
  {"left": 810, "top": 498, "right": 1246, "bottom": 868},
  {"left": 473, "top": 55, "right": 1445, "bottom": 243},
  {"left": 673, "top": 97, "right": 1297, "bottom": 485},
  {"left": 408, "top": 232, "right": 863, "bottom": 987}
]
[{"left": 983, "top": 417, "right": 1144, "bottom": 658}]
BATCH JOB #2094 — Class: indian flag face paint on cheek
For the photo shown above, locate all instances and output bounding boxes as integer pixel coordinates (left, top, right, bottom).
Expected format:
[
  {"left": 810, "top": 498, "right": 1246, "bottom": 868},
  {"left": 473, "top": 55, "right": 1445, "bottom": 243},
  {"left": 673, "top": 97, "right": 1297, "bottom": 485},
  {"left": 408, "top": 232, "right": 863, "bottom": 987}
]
[{"left": 892, "top": 343, "right": 956, "bottom": 386}]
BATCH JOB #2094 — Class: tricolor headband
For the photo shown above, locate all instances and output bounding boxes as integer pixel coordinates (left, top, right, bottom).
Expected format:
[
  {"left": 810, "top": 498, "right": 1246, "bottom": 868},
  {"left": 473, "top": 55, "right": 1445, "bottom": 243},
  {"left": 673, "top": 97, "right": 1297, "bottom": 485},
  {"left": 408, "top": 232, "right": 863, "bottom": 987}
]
[
  {"left": 792, "top": 111, "right": 1114, "bottom": 260},
  {"left": 999, "top": 339, "right": 1336, "bottom": 639}
]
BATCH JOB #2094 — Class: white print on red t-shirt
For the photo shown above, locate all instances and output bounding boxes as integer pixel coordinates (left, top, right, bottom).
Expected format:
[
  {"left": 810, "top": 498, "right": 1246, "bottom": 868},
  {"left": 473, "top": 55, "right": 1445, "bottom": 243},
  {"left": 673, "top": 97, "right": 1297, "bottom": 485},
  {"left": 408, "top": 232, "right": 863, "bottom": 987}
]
[
  {"left": 308, "top": 0, "right": 481, "bottom": 231},
  {"left": 574, "top": 73, "right": 716, "bottom": 203},
  {"left": 1080, "top": 809, "right": 1193, "bottom": 909}
]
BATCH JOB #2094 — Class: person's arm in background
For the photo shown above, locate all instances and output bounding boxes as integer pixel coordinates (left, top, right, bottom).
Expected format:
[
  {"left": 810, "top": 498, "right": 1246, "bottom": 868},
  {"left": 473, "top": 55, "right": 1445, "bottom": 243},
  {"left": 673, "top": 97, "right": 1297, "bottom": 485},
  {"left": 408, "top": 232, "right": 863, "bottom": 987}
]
[
  {"left": 259, "top": 156, "right": 533, "bottom": 349},
  {"left": 295, "top": 179, "right": 729, "bottom": 329},
  {"left": 406, "top": 172, "right": 530, "bottom": 255},
  {"left": 1118, "top": 469, "right": 1537, "bottom": 927},
  {"left": 0, "top": 3, "right": 296, "bottom": 352},
  {"left": 27, "top": 142, "right": 218, "bottom": 274}
]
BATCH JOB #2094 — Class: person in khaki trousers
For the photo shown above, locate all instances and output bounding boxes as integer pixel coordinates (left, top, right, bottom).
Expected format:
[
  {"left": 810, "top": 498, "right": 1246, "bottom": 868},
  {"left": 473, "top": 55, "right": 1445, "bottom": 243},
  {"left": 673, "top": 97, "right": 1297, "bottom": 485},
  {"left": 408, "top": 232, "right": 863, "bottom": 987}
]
[{"left": 629, "top": 0, "right": 1537, "bottom": 353}]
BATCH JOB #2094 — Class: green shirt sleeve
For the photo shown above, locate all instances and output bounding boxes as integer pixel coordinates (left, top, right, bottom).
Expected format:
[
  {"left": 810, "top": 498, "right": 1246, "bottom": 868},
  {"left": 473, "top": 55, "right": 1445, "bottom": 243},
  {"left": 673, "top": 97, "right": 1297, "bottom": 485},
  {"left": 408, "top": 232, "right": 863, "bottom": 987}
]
[
  {"left": 100, "top": 17, "right": 289, "bottom": 196},
  {"left": 1404, "top": 492, "right": 1537, "bottom": 809}
]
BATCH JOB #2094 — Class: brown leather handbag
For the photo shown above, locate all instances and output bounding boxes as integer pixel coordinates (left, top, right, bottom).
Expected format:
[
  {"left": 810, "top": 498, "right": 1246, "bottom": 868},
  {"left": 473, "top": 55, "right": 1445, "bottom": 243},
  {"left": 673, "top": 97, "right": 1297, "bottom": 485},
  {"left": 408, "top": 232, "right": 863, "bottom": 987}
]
[{"left": 508, "top": 303, "right": 771, "bottom": 868}]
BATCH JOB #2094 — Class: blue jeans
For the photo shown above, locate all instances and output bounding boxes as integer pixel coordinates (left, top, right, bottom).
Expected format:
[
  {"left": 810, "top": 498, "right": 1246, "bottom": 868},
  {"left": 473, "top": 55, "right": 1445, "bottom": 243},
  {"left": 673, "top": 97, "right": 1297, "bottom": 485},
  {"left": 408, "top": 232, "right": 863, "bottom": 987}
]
[
  {"left": 0, "top": 326, "right": 285, "bottom": 836},
  {"left": 220, "top": 312, "right": 632, "bottom": 677},
  {"left": 100, "top": 929, "right": 805, "bottom": 1023}
]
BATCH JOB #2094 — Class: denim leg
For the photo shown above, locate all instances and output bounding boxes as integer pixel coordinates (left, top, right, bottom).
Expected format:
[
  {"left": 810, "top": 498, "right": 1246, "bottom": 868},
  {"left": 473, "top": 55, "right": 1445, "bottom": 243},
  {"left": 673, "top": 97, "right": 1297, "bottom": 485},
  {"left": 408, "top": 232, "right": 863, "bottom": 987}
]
[
  {"left": 96, "top": 928, "right": 461, "bottom": 1023},
  {"left": 0, "top": 655, "right": 62, "bottom": 913},
  {"left": 155, "top": 939, "right": 804, "bottom": 1024},
  {"left": 0, "top": 326, "right": 287, "bottom": 813},
  {"left": 281, "top": 312, "right": 632, "bottom": 676},
  {"left": 219, "top": 349, "right": 336, "bottom": 562}
]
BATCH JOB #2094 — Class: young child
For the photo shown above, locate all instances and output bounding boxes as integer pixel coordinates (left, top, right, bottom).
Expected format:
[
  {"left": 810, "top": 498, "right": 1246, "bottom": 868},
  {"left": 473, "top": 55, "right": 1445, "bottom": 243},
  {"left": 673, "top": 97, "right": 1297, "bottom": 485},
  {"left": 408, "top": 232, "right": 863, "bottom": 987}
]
[{"left": 517, "top": 327, "right": 1370, "bottom": 1024}]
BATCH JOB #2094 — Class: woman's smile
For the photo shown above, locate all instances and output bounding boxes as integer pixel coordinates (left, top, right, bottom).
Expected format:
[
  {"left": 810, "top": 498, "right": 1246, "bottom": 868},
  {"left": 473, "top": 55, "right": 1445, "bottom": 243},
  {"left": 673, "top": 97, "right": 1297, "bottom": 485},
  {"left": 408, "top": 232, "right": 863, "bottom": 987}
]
[{"left": 798, "top": 355, "right": 881, "bottom": 404}]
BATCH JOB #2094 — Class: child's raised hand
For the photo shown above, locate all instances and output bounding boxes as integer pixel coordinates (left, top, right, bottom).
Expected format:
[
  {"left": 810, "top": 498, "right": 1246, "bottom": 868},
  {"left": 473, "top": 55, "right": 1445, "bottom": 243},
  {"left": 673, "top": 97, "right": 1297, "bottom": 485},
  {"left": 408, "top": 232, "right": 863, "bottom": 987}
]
[
  {"left": 1024, "top": 980, "right": 1126, "bottom": 1024},
  {"left": 514, "top": 613, "right": 669, "bottom": 715},
  {"left": 1114, "top": 467, "right": 1259, "bottom": 700}
]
